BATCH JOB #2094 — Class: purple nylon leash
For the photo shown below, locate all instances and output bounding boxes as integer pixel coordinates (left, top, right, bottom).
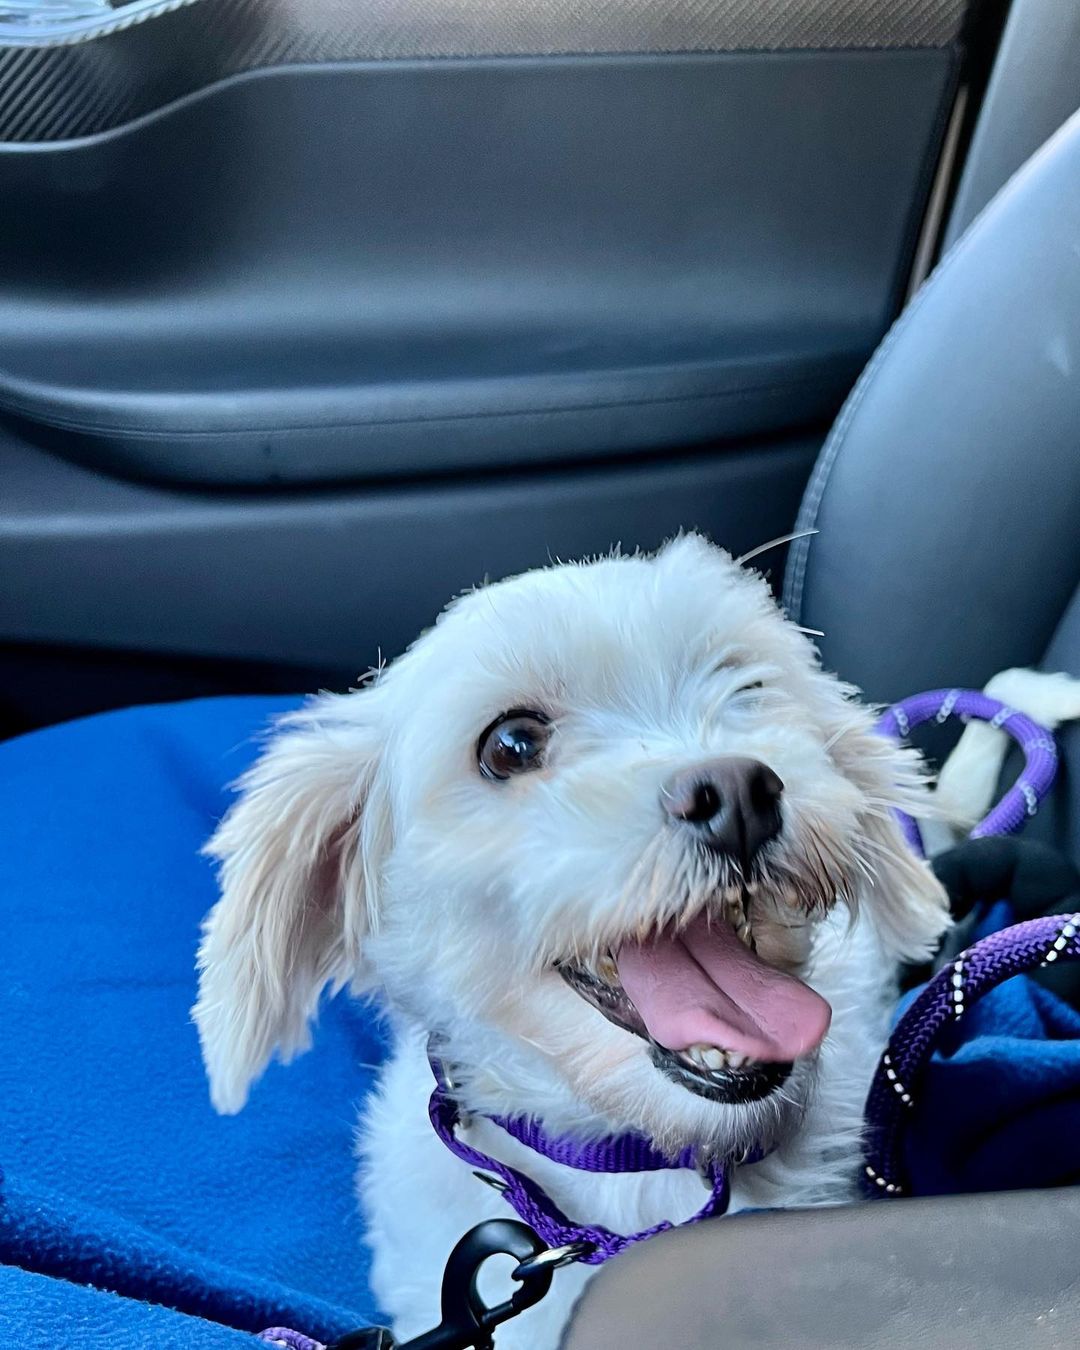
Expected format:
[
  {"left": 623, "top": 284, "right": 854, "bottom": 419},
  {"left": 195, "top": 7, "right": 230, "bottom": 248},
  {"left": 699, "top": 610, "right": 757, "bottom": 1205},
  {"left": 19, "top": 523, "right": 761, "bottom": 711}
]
[
  {"left": 257, "top": 1071, "right": 752, "bottom": 1344},
  {"left": 864, "top": 688, "right": 1075, "bottom": 1197},
  {"left": 427, "top": 1059, "right": 742, "bottom": 1265}
]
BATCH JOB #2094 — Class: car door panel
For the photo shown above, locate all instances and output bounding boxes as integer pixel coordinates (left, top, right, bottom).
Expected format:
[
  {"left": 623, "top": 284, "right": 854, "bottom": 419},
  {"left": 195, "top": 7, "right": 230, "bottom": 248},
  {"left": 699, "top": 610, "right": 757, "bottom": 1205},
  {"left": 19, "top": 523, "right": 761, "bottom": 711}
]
[{"left": 0, "top": 10, "right": 961, "bottom": 486}]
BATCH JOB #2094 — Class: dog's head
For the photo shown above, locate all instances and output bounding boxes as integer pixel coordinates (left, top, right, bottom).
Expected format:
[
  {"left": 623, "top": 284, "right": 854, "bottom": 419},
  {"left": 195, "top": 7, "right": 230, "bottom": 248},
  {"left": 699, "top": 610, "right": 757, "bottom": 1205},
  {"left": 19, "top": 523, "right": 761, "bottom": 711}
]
[{"left": 194, "top": 536, "right": 946, "bottom": 1156}]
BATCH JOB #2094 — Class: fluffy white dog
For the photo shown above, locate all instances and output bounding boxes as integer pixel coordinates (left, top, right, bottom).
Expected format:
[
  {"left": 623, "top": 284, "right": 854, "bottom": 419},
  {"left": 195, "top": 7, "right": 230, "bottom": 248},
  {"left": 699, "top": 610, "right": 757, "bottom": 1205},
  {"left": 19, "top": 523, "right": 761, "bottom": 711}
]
[{"left": 194, "top": 535, "right": 948, "bottom": 1348}]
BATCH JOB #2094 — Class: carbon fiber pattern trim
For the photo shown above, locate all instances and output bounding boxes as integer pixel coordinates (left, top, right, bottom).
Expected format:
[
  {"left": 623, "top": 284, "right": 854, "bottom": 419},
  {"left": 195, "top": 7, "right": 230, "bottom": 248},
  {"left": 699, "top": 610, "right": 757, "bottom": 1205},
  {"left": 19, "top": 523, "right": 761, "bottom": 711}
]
[{"left": 0, "top": 0, "right": 969, "bottom": 141}]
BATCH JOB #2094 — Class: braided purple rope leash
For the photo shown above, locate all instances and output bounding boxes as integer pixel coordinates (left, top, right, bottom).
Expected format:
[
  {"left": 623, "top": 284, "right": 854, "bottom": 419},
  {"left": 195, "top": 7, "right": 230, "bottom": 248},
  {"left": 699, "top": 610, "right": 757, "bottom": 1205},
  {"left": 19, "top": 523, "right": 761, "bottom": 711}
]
[
  {"left": 864, "top": 688, "right": 1073, "bottom": 1197},
  {"left": 876, "top": 689, "right": 1059, "bottom": 856},
  {"left": 863, "top": 912, "right": 1080, "bottom": 1196}
]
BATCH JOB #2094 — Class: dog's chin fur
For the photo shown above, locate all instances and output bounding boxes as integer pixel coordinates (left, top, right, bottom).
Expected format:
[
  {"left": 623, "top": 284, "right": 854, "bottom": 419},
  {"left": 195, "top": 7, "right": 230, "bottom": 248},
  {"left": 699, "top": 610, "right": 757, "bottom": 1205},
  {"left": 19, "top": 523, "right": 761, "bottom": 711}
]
[{"left": 192, "top": 534, "right": 949, "bottom": 1348}]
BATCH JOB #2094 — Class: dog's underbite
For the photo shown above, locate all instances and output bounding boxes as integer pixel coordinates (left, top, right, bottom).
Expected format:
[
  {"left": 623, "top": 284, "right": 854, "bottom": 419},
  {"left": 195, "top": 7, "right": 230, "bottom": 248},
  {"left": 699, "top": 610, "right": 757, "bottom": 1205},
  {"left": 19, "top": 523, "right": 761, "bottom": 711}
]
[{"left": 193, "top": 534, "right": 949, "bottom": 1348}]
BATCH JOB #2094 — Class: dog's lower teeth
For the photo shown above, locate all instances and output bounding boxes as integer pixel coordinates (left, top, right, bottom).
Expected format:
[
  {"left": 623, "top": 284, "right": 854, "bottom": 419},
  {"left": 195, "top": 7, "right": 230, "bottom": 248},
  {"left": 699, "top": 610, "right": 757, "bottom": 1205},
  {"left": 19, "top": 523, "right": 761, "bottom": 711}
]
[
  {"left": 679, "top": 1044, "right": 756, "bottom": 1074},
  {"left": 684, "top": 1043, "right": 728, "bottom": 1071}
]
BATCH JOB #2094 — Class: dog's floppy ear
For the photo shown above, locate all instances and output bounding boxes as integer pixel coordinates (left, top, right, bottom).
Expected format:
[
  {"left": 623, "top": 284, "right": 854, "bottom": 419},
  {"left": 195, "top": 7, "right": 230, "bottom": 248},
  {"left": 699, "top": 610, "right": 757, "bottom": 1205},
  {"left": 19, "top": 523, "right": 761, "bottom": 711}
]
[
  {"left": 823, "top": 694, "right": 950, "bottom": 963},
  {"left": 193, "top": 691, "right": 390, "bottom": 1114}
]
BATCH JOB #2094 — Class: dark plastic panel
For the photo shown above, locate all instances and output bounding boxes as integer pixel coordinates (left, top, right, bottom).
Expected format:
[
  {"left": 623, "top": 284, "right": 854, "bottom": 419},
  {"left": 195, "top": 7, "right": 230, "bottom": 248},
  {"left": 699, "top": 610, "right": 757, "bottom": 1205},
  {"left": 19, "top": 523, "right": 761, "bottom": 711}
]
[
  {"left": 0, "top": 432, "right": 817, "bottom": 675},
  {"left": 0, "top": 51, "right": 954, "bottom": 486}
]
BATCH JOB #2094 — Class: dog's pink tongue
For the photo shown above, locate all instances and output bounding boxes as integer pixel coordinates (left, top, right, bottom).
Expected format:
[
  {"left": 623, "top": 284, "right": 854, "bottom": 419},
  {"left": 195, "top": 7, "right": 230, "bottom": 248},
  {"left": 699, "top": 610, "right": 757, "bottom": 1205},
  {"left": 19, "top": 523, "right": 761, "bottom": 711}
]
[{"left": 615, "top": 913, "right": 831, "bottom": 1062}]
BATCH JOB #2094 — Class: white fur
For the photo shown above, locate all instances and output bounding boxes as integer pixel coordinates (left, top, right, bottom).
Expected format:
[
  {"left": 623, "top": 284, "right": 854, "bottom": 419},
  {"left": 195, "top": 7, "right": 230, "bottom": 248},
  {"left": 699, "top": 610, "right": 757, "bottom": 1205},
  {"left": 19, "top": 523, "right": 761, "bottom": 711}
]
[{"left": 194, "top": 536, "right": 948, "bottom": 1347}]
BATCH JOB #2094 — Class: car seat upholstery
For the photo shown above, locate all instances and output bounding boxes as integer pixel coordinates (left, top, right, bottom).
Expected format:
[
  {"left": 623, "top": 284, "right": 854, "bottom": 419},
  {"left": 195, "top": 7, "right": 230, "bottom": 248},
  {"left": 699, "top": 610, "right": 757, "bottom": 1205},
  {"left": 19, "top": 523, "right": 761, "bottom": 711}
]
[
  {"left": 784, "top": 106, "right": 1080, "bottom": 856},
  {"left": 565, "top": 101, "right": 1080, "bottom": 1350}
]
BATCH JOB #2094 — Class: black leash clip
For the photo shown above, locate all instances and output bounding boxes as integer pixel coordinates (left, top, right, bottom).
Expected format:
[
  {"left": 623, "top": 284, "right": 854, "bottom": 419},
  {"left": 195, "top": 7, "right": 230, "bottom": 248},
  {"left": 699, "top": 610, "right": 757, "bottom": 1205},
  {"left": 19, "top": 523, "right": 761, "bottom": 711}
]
[{"left": 330, "top": 1219, "right": 562, "bottom": 1350}]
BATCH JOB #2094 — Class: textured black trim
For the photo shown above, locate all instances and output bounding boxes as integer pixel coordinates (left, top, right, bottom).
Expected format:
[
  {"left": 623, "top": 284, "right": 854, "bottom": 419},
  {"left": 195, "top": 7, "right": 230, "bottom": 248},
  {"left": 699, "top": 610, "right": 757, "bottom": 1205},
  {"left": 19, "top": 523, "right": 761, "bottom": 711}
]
[{"left": 0, "top": 0, "right": 970, "bottom": 142}]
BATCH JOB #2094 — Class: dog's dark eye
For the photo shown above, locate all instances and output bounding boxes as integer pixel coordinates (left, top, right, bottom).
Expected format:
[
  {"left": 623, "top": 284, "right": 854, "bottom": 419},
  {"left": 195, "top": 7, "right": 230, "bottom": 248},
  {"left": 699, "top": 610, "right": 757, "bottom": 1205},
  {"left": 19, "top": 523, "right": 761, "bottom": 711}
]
[
  {"left": 736, "top": 681, "right": 764, "bottom": 694},
  {"left": 478, "top": 709, "right": 552, "bottom": 781}
]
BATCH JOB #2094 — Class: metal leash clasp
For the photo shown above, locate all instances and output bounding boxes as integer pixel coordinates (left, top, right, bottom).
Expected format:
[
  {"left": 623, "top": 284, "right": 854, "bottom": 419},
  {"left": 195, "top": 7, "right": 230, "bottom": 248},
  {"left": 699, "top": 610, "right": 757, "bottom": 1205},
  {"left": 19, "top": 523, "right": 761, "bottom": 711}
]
[{"left": 511, "top": 1240, "right": 593, "bottom": 1281}]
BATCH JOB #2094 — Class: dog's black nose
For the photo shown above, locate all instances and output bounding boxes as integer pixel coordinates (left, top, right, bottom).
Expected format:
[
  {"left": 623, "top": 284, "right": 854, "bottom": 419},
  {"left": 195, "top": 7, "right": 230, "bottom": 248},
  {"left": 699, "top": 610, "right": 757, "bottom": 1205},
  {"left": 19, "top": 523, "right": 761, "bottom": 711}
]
[{"left": 662, "top": 757, "right": 783, "bottom": 866}]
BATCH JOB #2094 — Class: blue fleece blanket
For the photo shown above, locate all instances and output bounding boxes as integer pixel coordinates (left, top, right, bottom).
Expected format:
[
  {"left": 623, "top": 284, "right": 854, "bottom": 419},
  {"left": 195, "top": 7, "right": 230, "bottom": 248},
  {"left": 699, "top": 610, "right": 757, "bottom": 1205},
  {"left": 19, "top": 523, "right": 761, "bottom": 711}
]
[
  {"left": 1, "top": 696, "right": 1078, "bottom": 1346},
  {"left": 0, "top": 698, "right": 390, "bottom": 1348}
]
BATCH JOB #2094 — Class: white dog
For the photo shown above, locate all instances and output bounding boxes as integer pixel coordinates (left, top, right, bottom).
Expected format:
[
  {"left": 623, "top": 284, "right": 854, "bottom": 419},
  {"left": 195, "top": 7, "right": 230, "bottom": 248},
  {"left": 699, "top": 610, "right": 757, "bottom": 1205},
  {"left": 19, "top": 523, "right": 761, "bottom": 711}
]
[{"left": 194, "top": 535, "right": 948, "bottom": 1348}]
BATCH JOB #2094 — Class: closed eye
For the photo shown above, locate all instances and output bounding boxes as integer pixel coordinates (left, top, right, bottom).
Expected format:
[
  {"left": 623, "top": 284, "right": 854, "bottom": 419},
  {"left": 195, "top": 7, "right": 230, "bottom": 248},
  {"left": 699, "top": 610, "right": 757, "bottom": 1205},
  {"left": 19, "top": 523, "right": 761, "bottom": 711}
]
[{"left": 724, "top": 680, "right": 769, "bottom": 716}]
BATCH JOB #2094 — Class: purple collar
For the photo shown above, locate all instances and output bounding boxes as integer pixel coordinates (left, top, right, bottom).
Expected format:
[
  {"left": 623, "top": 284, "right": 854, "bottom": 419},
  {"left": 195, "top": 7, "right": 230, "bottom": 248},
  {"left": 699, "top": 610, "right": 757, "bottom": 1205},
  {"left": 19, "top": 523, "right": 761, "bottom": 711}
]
[{"left": 427, "top": 1053, "right": 763, "bottom": 1265}]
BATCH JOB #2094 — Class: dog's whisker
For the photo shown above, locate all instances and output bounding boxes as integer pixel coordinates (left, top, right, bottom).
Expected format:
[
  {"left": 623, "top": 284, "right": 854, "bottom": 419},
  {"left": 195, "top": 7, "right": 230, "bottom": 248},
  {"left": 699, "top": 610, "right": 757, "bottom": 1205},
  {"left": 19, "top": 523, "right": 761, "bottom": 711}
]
[
  {"left": 735, "top": 527, "right": 819, "bottom": 567},
  {"left": 851, "top": 831, "right": 902, "bottom": 862},
  {"left": 847, "top": 840, "right": 880, "bottom": 879}
]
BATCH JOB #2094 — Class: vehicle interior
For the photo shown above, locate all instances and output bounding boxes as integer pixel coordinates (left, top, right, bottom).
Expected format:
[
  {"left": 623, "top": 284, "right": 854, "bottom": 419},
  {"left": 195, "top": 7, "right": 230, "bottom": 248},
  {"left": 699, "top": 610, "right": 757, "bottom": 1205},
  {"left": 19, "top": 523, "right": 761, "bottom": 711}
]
[{"left": 2, "top": 0, "right": 1079, "bottom": 1345}]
